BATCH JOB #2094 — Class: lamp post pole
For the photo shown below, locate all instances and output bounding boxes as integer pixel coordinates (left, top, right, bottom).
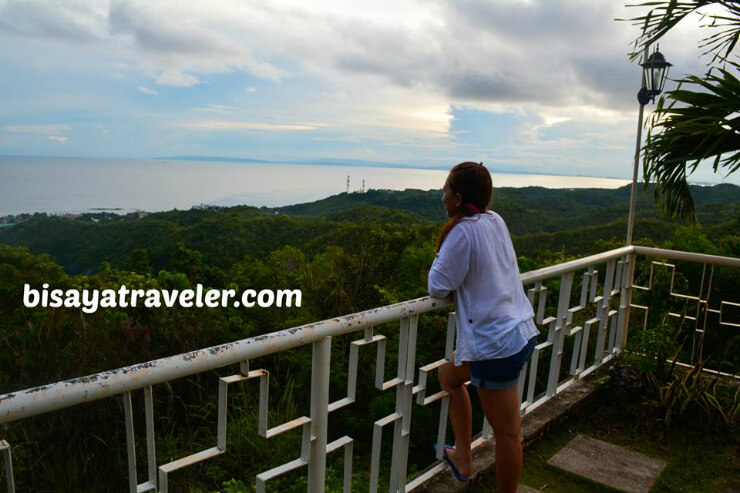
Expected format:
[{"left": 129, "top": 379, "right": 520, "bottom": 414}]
[{"left": 626, "top": 45, "right": 649, "bottom": 246}]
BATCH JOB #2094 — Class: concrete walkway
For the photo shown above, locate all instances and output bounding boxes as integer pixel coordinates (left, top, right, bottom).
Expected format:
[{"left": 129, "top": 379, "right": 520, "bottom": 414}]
[
  {"left": 547, "top": 434, "right": 666, "bottom": 493},
  {"left": 517, "top": 485, "right": 541, "bottom": 493}
]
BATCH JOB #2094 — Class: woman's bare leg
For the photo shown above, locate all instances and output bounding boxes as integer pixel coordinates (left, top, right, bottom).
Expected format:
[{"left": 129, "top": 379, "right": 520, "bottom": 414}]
[
  {"left": 438, "top": 354, "right": 473, "bottom": 478},
  {"left": 477, "top": 385, "right": 522, "bottom": 493}
]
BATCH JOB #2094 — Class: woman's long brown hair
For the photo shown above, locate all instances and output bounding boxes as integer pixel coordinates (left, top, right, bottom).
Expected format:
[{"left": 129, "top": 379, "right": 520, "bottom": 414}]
[{"left": 435, "top": 162, "right": 493, "bottom": 252}]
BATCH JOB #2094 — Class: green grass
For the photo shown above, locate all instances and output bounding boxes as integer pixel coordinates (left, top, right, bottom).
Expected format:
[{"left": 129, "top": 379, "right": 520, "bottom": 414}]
[{"left": 472, "top": 382, "right": 740, "bottom": 492}]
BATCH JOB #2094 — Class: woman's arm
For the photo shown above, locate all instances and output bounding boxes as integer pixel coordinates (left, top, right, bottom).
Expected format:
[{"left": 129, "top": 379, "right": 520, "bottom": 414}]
[{"left": 428, "top": 226, "right": 470, "bottom": 298}]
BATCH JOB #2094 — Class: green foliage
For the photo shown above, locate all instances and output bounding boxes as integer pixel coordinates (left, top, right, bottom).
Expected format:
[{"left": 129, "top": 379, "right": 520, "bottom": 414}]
[
  {"left": 211, "top": 479, "right": 251, "bottom": 493},
  {"left": 627, "top": 254, "right": 691, "bottom": 376},
  {"left": 663, "top": 224, "right": 719, "bottom": 254},
  {"left": 125, "top": 248, "right": 152, "bottom": 274},
  {"left": 626, "top": 319, "right": 682, "bottom": 378},
  {"left": 646, "top": 361, "right": 740, "bottom": 429}
]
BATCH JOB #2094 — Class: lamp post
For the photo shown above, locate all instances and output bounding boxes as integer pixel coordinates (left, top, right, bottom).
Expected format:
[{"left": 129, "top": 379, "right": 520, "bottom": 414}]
[{"left": 626, "top": 46, "right": 672, "bottom": 245}]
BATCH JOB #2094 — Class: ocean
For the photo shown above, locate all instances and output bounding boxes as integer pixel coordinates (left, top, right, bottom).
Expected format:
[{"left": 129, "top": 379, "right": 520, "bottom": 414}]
[{"left": 0, "top": 156, "right": 634, "bottom": 216}]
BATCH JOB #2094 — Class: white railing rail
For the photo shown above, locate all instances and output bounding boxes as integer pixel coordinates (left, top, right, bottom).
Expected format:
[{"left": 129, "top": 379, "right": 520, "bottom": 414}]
[{"left": 1, "top": 246, "right": 737, "bottom": 493}]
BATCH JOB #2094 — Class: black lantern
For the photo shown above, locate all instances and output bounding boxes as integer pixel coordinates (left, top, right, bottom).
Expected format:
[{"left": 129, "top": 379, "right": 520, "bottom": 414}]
[{"left": 637, "top": 50, "right": 672, "bottom": 105}]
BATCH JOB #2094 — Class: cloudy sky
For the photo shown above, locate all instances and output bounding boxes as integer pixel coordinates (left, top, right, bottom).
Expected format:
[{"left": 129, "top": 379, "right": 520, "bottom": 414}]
[{"left": 0, "top": 0, "right": 736, "bottom": 183}]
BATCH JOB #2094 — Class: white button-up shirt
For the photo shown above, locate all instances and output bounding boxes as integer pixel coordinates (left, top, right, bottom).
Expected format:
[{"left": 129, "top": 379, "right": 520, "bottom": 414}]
[{"left": 428, "top": 211, "right": 538, "bottom": 365}]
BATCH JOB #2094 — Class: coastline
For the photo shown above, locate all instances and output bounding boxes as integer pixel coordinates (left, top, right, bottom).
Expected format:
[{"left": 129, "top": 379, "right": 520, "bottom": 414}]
[{"left": 1, "top": 155, "right": 736, "bottom": 218}]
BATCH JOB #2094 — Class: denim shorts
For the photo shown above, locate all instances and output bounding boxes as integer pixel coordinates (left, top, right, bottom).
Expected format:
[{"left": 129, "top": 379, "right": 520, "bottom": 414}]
[{"left": 469, "top": 337, "right": 537, "bottom": 389}]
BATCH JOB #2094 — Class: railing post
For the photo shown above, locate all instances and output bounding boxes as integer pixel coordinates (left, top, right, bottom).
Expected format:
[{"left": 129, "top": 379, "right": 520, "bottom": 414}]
[
  {"left": 308, "top": 336, "right": 331, "bottom": 492},
  {"left": 123, "top": 391, "right": 138, "bottom": 493},
  {"left": 547, "top": 272, "right": 574, "bottom": 397},
  {"left": 595, "top": 260, "right": 616, "bottom": 364},
  {"left": 1, "top": 440, "right": 14, "bottom": 493},
  {"left": 618, "top": 252, "right": 637, "bottom": 351},
  {"left": 389, "top": 315, "right": 418, "bottom": 492}
]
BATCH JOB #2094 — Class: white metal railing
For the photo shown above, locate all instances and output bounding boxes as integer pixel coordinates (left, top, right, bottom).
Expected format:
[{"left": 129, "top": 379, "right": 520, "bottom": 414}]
[{"left": 0, "top": 246, "right": 738, "bottom": 492}]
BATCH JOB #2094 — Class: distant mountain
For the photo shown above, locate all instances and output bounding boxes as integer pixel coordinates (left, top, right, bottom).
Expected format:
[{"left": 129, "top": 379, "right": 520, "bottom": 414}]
[
  {"left": 291, "top": 157, "right": 424, "bottom": 168},
  {"left": 153, "top": 155, "right": 630, "bottom": 177},
  {"left": 155, "top": 155, "right": 425, "bottom": 169},
  {"left": 155, "top": 156, "right": 274, "bottom": 163}
]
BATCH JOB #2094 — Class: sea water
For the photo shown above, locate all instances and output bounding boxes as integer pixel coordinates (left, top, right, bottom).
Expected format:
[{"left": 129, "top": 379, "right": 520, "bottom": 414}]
[{"left": 0, "top": 156, "right": 634, "bottom": 216}]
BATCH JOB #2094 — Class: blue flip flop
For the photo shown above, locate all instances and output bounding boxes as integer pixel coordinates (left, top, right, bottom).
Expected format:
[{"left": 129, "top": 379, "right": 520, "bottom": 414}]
[{"left": 434, "top": 443, "right": 470, "bottom": 483}]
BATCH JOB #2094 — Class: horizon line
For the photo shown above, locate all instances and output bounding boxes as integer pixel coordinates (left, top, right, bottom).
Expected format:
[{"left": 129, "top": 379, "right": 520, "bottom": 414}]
[{"left": 0, "top": 153, "right": 636, "bottom": 182}]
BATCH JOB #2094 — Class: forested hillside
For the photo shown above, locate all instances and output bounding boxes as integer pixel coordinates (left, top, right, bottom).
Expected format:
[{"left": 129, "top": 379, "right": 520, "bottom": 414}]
[
  {"left": 0, "top": 184, "right": 738, "bottom": 492},
  {"left": 274, "top": 183, "right": 740, "bottom": 233},
  {"left": 1, "top": 184, "right": 738, "bottom": 275}
]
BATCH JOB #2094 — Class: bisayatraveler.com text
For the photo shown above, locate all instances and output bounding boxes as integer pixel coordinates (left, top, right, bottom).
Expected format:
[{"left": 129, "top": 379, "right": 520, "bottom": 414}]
[{"left": 23, "top": 284, "right": 302, "bottom": 314}]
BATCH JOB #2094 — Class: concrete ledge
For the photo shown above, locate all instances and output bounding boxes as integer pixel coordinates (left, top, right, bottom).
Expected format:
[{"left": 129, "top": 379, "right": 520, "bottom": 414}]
[{"left": 411, "top": 376, "right": 601, "bottom": 492}]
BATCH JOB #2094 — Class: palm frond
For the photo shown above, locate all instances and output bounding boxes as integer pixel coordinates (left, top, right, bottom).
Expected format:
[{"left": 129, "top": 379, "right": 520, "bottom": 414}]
[
  {"left": 624, "top": 1, "right": 740, "bottom": 64},
  {"left": 642, "top": 65, "right": 740, "bottom": 218}
]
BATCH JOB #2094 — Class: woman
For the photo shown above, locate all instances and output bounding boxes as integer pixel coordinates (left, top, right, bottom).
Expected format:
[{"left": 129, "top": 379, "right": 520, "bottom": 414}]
[{"left": 428, "top": 161, "right": 538, "bottom": 492}]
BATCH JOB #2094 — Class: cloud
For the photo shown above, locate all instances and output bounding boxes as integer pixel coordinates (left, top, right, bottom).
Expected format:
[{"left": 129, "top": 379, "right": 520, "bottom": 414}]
[
  {"left": 182, "top": 120, "right": 324, "bottom": 131},
  {"left": 5, "top": 124, "right": 69, "bottom": 134},
  {"left": 155, "top": 70, "right": 199, "bottom": 87},
  {"left": 0, "top": 0, "right": 107, "bottom": 42},
  {"left": 47, "top": 135, "right": 69, "bottom": 144},
  {"left": 0, "top": 0, "right": 718, "bottom": 176},
  {"left": 540, "top": 114, "right": 572, "bottom": 127},
  {"left": 0, "top": 1, "right": 707, "bottom": 111},
  {"left": 107, "top": 1, "right": 284, "bottom": 84},
  {"left": 318, "top": 1, "right": 637, "bottom": 110},
  {"left": 137, "top": 85, "right": 158, "bottom": 95},
  {"left": 194, "top": 104, "right": 235, "bottom": 113}
]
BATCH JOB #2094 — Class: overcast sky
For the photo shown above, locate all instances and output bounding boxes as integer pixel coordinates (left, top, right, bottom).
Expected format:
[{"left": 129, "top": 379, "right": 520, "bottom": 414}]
[{"left": 1, "top": 0, "right": 736, "bottom": 183}]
